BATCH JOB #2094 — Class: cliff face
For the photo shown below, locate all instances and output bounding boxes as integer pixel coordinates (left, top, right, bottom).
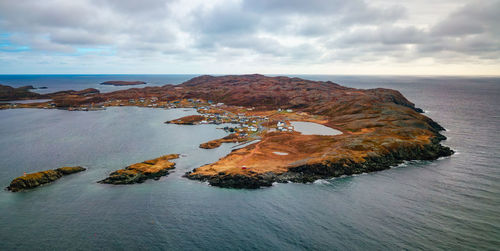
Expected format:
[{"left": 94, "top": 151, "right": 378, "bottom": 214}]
[{"left": 7, "top": 166, "right": 86, "bottom": 192}]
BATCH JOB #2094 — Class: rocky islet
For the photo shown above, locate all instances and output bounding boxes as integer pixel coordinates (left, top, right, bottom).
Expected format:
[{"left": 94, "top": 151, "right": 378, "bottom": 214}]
[{"left": 6, "top": 166, "right": 86, "bottom": 192}]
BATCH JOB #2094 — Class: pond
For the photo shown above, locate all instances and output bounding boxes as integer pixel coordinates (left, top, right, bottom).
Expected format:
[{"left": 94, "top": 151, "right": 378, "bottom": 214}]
[{"left": 290, "top": 121, "right": 342, "bottom": 136}]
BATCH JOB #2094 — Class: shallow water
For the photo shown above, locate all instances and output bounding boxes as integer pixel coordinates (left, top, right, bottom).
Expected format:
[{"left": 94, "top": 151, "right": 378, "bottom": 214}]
[
  {"left": 1, "top": 75, "right": 499, "bottom": 250},
  {"left": 290, "top": 121, "right": 342, "bottom": 135}
]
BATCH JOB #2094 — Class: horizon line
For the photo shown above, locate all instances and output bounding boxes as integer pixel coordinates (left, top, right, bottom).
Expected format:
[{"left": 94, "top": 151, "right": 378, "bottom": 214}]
[{"left": 0, "top": 73, "right": 499, "bottom": 78}]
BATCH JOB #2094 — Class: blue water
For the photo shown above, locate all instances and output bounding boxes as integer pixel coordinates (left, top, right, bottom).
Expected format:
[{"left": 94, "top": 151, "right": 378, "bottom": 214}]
[
  {"left": 0, "top": 75, "right": 499, "bottom": 250},
  {"left": 0, "top": 74, "right": 197, "bottom": 94}
]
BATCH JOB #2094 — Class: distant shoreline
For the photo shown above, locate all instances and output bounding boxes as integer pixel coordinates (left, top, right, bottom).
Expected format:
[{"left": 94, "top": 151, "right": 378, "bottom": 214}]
[{"left": 100, "top": 81, "right": 146, "bottom": 86}]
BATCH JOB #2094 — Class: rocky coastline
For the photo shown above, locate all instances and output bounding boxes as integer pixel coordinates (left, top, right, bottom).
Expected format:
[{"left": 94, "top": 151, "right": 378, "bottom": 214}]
[
  {"left": 186, "top": 140, "right": 453, "bottom": 188},
  {"left": 7, "top": 166, "right": 86, "bottom": 192}
]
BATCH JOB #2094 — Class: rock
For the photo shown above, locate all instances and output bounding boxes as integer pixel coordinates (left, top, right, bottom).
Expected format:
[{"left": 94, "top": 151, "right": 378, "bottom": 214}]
[
  {"left": 99, "top": 154, "right": 179, "bottom": 185},
  {"left": 6, "top": 166, "right": 86, "bottom": 192}
]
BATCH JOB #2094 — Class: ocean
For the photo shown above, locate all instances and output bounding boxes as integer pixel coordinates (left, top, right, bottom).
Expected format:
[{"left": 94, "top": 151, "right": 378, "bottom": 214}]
[{"left": 0, "top": 75, "right": 499, "bottom": 250}]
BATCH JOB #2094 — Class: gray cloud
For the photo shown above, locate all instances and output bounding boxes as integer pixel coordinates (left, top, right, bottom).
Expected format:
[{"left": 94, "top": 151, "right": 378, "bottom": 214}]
[
  {"left": 0, "top": 0, "right": 498, "bottom": 73},
  {"left": 431, "top": 1, "right": 500, "bottom": 37}
]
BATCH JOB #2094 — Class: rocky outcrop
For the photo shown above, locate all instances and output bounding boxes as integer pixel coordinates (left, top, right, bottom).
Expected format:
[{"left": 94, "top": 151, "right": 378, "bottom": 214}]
[
  {"left": 100, "top": 81, "right": 146, "bottom": 86},
  {"left": 6, "top": 166, "right": 86, "bottom": 192},
  {"left": 98, "top": 154, "right": 179, "bottom": 184},
  {"left": 199, "top": 133, "right": 246, "bottom": 149},
  {"left": 165, "top": 115, "right": 205, "bottom": 125}
]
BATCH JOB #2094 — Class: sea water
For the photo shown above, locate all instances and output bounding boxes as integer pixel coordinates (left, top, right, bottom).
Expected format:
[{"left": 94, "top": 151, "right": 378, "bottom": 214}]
[{"left": 0, "top": 75, "right": 499, "bottom": 250}]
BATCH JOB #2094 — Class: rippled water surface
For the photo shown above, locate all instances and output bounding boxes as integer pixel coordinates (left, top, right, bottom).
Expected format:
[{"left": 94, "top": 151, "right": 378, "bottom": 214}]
[{"left": 0, "top": 75, "right": 499, "bottom": 250}]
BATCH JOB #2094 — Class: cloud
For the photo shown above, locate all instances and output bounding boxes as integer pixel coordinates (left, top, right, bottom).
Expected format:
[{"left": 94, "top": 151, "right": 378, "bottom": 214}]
[
  {"left": 0, "top": 0, "right": 498, "bottom": 74},
  {"left": 431, "top": 0, "right": 500, "bottom": 37}
]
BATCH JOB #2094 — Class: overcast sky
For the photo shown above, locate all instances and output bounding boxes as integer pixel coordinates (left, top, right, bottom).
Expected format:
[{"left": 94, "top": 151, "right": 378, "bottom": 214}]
[{"left": 0, "top": 0, "right": 498, "bottom": 75}]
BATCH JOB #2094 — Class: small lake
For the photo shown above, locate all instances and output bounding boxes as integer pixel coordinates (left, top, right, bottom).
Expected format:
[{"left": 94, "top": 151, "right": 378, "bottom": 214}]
[{"left": 290, "top": 121, "right": 342, "bottom": 136}]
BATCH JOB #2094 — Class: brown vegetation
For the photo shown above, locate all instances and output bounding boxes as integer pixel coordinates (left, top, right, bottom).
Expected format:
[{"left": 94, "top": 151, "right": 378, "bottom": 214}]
[
  {"left": 7, "top": 166, "right": 86, "bottom": 192},
  {"left": 99, "top": 154, "right": 179, "bottom": 184}
]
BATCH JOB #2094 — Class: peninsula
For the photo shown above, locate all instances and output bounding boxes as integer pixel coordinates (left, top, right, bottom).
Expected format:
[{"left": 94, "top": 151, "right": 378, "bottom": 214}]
[{"left": 1, "top": 74, "right": 453, "bottom": 188}]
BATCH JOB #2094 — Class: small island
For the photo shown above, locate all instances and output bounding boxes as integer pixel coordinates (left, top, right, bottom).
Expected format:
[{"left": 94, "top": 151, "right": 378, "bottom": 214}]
[
  {"left": 7, "top": 166, "right": 86, "bottom": 192},
  {"left": 99, "top": 154, "right": 179, "bottom": 184},
  {"left": 100, "top": 81, "right": 146, "bottom": 86}
]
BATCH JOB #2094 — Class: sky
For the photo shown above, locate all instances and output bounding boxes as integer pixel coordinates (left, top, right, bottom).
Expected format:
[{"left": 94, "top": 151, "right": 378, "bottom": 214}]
[{"left": 0, "top": 0, "right": 499, "bottom": 75}]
